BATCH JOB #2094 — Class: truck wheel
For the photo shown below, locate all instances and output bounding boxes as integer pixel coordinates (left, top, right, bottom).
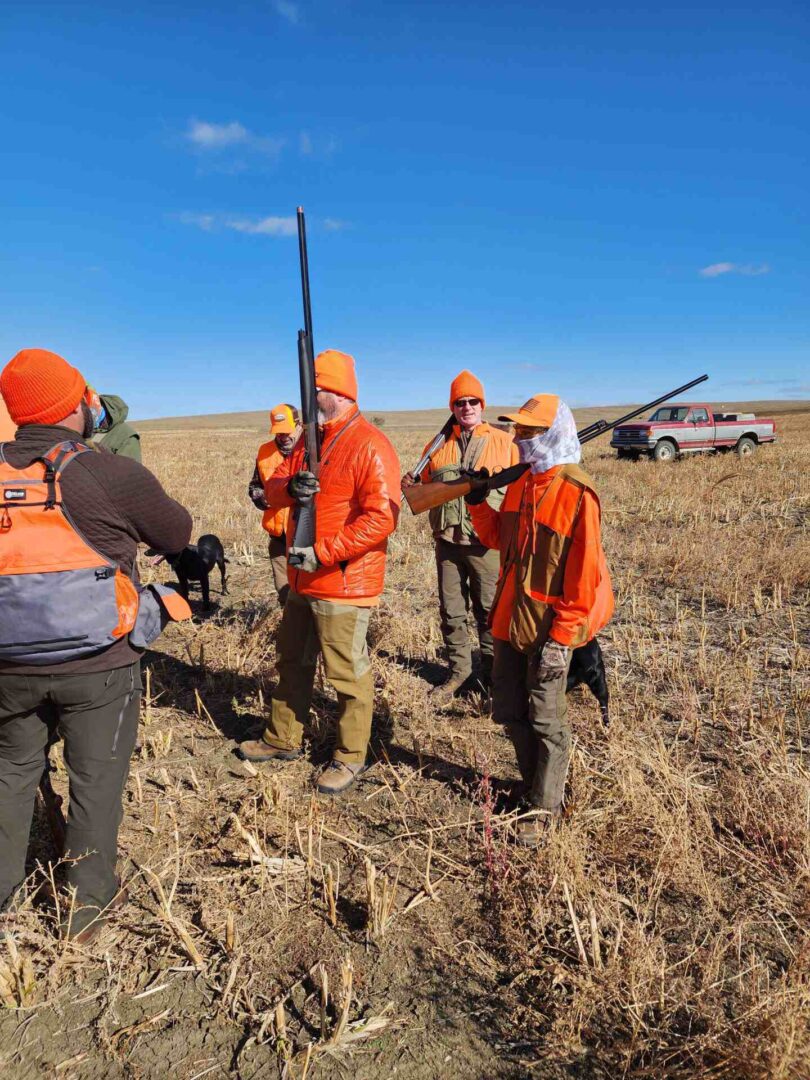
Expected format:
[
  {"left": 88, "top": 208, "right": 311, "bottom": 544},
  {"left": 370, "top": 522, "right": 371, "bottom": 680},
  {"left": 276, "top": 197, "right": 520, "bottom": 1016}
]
[
  {"left": 653, "top": 441, "right": 676, "bottom": 463},
  {"left": 736, "top": 437, "right": 756, "bottom": 458}
]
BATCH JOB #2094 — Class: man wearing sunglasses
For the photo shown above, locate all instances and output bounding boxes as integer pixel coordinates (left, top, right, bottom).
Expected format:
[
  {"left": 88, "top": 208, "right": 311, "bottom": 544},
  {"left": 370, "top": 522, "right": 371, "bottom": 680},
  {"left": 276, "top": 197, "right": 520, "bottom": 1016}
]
[{"left": 402, "top": 371, "right": 517, "bottom": 705}]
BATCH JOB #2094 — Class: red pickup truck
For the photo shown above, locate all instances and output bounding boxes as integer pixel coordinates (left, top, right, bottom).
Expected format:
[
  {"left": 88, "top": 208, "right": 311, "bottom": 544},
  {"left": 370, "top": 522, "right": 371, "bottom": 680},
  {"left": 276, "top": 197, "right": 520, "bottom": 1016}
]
[{"left": 610, "top": 403, "right": 777, "bottom": 462}]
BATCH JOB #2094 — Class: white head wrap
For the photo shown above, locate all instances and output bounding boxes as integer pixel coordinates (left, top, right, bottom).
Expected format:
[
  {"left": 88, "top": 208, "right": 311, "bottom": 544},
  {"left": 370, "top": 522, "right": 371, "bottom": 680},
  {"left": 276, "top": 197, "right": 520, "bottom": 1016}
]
[{"left": 517, "top": 400, "right": 581, "bottom": 474}]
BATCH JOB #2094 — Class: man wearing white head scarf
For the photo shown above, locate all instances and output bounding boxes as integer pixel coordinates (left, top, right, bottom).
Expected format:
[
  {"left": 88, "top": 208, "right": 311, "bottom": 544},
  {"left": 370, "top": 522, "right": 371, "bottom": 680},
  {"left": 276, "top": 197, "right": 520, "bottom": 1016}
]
[{"left": 466, "top": 393, "right": 614, "bottom": 846}]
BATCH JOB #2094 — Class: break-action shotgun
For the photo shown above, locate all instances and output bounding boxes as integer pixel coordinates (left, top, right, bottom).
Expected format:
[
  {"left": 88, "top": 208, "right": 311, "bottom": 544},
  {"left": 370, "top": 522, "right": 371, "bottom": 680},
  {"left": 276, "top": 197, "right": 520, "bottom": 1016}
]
[{"left": 403, "top": 373, "right": 709, "bottom": 516}]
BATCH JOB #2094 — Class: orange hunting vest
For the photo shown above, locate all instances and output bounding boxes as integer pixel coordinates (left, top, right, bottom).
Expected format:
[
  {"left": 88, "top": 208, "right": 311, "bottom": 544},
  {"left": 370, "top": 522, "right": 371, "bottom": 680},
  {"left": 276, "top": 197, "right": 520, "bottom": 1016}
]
[
  {"left": 0, "top": 440, "right": 190, "bottom": 663},
  {"left": 256, "top": 441, "right": 291, "bottom": 538},
  {"left": 491, "top": 463, "right": 614, "bottom": 653}
]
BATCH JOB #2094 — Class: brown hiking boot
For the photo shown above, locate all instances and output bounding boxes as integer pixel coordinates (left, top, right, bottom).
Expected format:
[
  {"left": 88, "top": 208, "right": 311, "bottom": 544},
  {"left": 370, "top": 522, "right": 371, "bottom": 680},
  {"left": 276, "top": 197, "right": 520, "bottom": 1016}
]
[
  {"left": 237, "top": 739, "right": 302, "bottom": 763},
  {"left": 316, "top": 760, "right": 366, "bottom": 796},
  {"left": 514, "top": 805, "right": 563, "bottom": 848},
  {"left": 429, "top": 673, "right": 468, "bottom": 708}
]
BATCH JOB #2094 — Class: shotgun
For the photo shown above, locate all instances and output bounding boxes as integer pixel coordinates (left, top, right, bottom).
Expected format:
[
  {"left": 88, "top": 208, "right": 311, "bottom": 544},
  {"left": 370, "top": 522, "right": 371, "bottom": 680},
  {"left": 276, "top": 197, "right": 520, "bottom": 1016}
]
[
  {"left": 289, "top": 207, "right": 321, "bottom": 566},
  {"left": 403, "top": 374, "right": 709, "bottom": 515},
  {"left": 407, "top": 414, "right": 456, "bottom": 481}
]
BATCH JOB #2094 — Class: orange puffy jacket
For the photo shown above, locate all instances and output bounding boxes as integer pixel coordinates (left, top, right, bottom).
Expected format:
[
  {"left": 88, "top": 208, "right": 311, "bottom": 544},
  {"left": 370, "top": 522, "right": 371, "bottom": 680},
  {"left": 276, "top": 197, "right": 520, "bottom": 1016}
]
[
  {"left": 264, "top": 406, "right": 401, "bottom": 604},
  {"left": 255, "top": 440, "right": 292, "bottom": 538}
]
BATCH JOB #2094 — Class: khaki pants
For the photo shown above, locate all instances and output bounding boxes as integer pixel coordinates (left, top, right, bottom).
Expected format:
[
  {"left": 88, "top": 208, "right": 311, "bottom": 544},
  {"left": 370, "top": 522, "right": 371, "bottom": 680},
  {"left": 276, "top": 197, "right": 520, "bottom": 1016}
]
[
  {"left": 268, "top": 534, "right": 289, "bottom": 606},
  {"left": 263, "top": 591, "right": 374, "bottom": 765},
  {"left": 436, "top": 540, "right": 499, "bottom": 681},
  {"left": 0, "top": 663, "right": 141, "bottom": 912},
  {"left": 492, "top": 639, "right": 571, "bottom": 810}
]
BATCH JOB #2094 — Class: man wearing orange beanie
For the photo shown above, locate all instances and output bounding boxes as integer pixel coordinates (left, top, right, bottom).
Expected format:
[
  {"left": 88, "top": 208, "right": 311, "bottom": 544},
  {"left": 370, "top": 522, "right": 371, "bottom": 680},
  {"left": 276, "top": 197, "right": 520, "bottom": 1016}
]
[
  {"left": 0, "top": 349, "right": 192, "bottom": 942},
  {"left": 239, "top": 350, "right": 401, "bottom": 796},
  {"left": 402, "top": 370, "right": 517, "bottom": 704}
]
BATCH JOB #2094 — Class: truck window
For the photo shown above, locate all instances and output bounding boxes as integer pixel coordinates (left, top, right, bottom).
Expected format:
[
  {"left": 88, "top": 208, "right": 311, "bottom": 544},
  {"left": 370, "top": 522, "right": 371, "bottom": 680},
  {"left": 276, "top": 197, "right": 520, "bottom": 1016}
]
[
  {"left": 649, "top": 407, "right": 689, "bottom": 422},
  {"left": 690, "top": 408, "right": 709, "bottom": 423}
]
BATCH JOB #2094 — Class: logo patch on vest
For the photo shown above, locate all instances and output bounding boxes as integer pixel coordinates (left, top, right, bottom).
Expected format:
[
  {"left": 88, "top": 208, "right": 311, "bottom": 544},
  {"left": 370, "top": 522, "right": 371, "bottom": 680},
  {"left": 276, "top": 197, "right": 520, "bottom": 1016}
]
[{"left": 3, "top": 489, "right": 26, "bottom": 501}]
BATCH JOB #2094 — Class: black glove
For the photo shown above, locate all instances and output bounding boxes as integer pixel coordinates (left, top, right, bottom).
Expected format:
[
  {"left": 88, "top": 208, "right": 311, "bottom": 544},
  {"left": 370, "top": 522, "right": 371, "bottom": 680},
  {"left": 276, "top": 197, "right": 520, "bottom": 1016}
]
[
  {"left": 248, "top": 480, "right": 268, "bottom": 510},
  {"left": 288, "top": 470, "right": 320, "bottom": 507},
  {"left": 463, "top": 468, "right": 490, "bottom": 507}
]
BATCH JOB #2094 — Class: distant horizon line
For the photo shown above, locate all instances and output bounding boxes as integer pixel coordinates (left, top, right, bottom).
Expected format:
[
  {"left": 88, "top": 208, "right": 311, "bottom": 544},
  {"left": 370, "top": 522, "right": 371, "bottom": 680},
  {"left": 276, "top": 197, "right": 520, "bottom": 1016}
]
[{"left": 133, "top": 396, "right": 810, "bottom": 427}]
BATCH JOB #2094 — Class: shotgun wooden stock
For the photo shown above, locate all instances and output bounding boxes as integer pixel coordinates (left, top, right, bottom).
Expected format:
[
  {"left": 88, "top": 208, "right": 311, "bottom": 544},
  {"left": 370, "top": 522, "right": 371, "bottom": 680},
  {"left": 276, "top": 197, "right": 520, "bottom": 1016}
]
[
  {"left": 403, "top": 475, "right": 476, "bottom": 515},
  {"left": 403, "top": 462, "right": 528, "bottom": 516}
]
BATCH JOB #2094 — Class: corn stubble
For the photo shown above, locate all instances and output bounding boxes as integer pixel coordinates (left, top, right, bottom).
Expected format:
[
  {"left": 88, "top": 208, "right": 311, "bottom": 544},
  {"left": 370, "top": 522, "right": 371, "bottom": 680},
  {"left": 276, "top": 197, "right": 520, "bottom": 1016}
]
[{"left": 0, "top": 412, "right": 807, "bottom": 1078}]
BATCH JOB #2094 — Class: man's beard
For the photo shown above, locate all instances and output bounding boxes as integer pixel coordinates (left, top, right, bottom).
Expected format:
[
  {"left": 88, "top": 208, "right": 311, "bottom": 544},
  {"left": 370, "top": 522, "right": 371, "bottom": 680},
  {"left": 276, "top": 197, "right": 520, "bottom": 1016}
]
[{"left": 80, "top": 402, "right": 95, "bottom": 440}]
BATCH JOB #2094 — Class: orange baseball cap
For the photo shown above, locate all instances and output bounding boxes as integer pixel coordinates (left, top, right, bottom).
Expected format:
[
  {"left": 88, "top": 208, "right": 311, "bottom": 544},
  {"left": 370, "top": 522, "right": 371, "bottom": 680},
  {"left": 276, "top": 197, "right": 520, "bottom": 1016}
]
[
  {"left": 0, "top": 348, "right": 86, "bottom": 426},
  {"left": 269, "top": 403, "right": 299, "bottom": 435},
  {"left": 498, "top": 394, "right": 559, "bottom": 428},
  {"left": 315, "top": 350, "right": 358, "bottom": 401}
]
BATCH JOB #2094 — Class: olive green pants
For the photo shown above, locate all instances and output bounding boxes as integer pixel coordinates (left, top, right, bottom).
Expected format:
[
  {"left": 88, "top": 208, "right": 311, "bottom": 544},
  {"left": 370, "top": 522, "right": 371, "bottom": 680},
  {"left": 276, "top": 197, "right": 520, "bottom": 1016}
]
[
  {"left": 491, "top": 639, "right": 572, "bottom": 810},
  {"left": 268, "top": 534, "right": 289, "bottom": 606},
  {"left": 436, "top": 540, "right": 499, "bottom": 681},
  {"left": 263, "top": 591, "right": 374, "bottom": 765}
]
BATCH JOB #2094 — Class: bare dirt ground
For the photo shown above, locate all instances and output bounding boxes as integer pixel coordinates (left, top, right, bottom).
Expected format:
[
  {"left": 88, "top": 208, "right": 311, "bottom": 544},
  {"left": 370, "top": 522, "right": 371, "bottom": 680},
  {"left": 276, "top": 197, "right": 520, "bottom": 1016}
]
[{"left": 1, "top": 411, "right": 808, "bottom": 1080}]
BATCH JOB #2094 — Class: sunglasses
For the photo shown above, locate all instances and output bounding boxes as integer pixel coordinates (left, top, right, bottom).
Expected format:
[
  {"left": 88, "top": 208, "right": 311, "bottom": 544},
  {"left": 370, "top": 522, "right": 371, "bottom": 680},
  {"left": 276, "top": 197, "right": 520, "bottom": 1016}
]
[{"left": 454, "top": 397, "right": 481, "bottom": 408}]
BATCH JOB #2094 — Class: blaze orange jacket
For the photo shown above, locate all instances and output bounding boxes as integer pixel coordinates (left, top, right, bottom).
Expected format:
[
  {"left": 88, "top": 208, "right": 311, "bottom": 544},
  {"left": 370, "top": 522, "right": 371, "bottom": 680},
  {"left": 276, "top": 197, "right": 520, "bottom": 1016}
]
[
  {"left": 469, "top": 463, "right": 614, "bottom": 650},
  {"left": 255, "top": 440, "right": 292, "bottom": 537},
  {"left": 264, "top": 406, "right": 401, "bottom": 604}
]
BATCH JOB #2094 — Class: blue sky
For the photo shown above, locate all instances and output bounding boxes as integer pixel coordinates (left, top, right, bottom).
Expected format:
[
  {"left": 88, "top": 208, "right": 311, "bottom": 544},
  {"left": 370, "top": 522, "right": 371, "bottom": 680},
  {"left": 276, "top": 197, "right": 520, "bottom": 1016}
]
[{"left": 1, "top": 1, "right": 808, "bottom": 419}]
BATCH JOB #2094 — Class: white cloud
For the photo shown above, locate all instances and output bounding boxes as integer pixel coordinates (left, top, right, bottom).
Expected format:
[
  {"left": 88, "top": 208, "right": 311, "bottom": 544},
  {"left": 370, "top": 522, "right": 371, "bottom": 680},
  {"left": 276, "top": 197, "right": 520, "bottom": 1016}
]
[
  {"left": 699, "top": 262, "right": 771, "bottom": 278},
  {"left": 224, "top": 215, "right": 297, "bottom": 236},
  {"left": 178, "top": 212, "right": 295, "bottom": 236},
  {"left": 323, "top": 217, "right": 349, "bottom": 232},
  {"left": 273, "top": 0, "right": 301, "bottom": 25},
  {"left": 185, "top": 119, "right": 284, "bottom": 160},
  {"left": 186, "top": 120, "right": 249, "bottom": 149},
  {"left": 177, "top": 211, "right": 217, "bottom": 231},
  {"left": 299, "top": 131, "right": 313, "bottom": 155}
]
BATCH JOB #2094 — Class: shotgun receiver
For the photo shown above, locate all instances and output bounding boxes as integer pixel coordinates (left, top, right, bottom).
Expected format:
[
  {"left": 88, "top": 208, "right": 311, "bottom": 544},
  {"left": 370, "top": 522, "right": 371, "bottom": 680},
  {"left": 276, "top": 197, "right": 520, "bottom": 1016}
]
[
  {"left": 289, "top": 207, "right": 321, "bottom": 565},
  {"left": 409, "top": 414, "right": 456, "bottom": 481},
  {"left": 403, "top": 374, "right": 709, "bottom": 516}
]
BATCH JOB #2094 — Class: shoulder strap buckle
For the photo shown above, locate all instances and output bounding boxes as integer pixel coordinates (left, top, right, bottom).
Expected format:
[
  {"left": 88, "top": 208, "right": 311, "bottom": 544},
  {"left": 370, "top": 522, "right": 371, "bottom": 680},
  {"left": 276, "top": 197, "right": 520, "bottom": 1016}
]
[{"left": 36, "top": 441, "right": 91, "bottom": 508}]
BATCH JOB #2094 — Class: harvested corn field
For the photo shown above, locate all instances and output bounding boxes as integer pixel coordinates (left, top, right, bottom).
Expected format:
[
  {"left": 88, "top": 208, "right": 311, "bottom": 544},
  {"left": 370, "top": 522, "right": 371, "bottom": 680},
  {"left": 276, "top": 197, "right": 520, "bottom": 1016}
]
[{"left": 1, "top": 411, "right": 808, "bottom": 1080}]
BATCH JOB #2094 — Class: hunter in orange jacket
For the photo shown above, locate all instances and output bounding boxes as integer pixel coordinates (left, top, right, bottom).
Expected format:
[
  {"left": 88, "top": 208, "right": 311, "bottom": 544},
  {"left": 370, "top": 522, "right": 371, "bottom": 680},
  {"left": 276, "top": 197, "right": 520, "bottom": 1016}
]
[
  {"left": 263, "top": 402, "right": 401, "bottom": 605},
  {"left": 249, "top": 404, "right": 302, "bottom": 604},
  {"left": 239, "top": 351, "right": 401, "bottom": 797},
  {"left": 467, "top": 392, "right": 614, "bottom": 845}
]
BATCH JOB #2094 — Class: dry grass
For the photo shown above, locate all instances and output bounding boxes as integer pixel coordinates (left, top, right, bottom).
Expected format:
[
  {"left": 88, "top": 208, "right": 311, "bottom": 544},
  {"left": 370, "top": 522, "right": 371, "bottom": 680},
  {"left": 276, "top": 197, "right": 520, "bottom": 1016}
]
[{"left": 0, "top": 411, "right": 807, "bottom": 1079}]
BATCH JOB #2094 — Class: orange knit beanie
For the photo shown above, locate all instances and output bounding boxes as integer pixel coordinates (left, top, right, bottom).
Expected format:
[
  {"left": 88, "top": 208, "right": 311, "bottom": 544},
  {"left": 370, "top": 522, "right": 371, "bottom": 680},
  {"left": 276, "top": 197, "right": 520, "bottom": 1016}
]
[
  {"left": 449, "top": 370, "right": 485, "bottom": 409},
  {"left": 0, "top": 349, "right": 86, "bottom": 426},
  {"left": 315, "top": 350, "right": 358, "bottom": 401}
]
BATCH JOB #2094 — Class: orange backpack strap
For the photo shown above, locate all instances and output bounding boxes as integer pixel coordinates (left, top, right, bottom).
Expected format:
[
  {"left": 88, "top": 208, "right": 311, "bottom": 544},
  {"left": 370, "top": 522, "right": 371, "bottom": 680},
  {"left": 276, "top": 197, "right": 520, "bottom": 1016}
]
[{"left": 35, "top": 441, "right": 92, "bottom": 507}]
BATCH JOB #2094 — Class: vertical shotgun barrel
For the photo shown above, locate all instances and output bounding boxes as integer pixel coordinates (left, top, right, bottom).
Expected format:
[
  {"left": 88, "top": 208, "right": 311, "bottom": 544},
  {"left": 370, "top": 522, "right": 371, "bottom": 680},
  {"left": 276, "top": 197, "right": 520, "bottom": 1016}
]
[{"left": 289, "top": 207, "right": 321, "bottom": 562}]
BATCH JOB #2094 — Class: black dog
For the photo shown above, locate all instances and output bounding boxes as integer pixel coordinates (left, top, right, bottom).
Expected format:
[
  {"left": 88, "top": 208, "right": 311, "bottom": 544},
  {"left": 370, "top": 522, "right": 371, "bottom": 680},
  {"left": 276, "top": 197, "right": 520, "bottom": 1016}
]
[
  {"left": 151, "top": 534, "right": 228, "bottom": 610},
  {"left": 567, "top": 637, "right": 610, "bottom": 726}
]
